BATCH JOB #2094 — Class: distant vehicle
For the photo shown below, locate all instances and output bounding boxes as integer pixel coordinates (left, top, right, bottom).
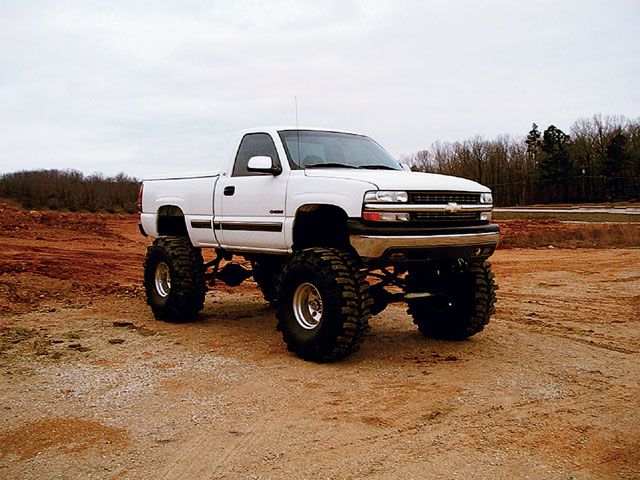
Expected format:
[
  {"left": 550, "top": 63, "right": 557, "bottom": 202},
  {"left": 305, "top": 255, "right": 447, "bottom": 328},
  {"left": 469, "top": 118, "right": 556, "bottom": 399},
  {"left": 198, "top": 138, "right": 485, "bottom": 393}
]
[{"left": 139, "top": 127, "right": 499, "bottom": 361}]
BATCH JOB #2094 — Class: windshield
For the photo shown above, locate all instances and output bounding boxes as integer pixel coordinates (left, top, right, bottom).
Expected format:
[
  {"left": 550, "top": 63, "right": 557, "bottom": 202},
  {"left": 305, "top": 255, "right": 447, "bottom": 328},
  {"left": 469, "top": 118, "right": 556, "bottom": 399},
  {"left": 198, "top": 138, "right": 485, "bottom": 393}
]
[{"left": 278, "top": 130, "right": 402, "bottom": 170}]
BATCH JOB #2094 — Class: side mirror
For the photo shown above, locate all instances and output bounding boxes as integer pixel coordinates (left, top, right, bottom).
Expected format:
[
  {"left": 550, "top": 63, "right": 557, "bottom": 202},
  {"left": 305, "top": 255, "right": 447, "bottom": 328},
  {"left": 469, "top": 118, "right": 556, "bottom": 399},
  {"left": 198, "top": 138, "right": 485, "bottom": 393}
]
[
  {"left": 401, "top": 163, "right": 412, "bottom": 172},
  {"left": 247, "top": 156, "right": 282, "bottom": 175}
]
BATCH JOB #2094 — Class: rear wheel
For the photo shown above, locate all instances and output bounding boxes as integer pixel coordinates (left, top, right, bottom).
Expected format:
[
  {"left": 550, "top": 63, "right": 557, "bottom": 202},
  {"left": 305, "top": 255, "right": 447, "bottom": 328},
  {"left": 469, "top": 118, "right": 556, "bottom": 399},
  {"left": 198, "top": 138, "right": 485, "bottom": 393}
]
[
  {"left": 144, "top": 236, "right": 206, "bottom": 322},
  {"left": 407, "top": 261, "right": 497, "bottom": 340},
  {"left": 275, "top": 248, "right": 370, "bottom": 362}
]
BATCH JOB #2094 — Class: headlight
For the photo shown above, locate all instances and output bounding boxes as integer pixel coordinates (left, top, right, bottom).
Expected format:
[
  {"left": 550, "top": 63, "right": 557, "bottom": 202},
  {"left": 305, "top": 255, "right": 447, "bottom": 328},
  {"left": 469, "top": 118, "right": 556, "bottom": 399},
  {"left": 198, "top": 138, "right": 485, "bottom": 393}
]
[
  {"left": 364, "top": 191, "right": 408, "bottom": 203},
  {"left": 480, "top": 193, "right": 493, "bottom": 204}
]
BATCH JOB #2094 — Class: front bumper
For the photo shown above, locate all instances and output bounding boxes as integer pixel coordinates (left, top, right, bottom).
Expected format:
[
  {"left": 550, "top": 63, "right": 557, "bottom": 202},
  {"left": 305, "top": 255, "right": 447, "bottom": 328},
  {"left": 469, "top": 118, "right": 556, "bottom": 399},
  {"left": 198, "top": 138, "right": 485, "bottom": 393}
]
[{"left": 348, "top": 221, "right": 499, "bottom": 261}]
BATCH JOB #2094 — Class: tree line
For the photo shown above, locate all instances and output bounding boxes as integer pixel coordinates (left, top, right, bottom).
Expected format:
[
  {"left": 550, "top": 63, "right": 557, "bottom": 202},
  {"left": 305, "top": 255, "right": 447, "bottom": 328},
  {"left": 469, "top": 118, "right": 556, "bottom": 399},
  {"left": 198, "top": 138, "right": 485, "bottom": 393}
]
[
  {"left": 0, "top": 169, "right": 139, "bottom": 213},
  {"left": 404, "top": 114, "right": 640, "bottom": 206},
  {"left": 1, "top": 114, "right": 638, "bottom": 212}
]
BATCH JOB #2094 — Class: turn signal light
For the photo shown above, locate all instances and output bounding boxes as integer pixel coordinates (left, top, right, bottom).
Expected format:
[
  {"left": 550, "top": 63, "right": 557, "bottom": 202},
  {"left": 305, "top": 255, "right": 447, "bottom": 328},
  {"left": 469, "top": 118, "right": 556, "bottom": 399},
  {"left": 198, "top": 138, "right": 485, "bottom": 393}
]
[{"left": 362, "top": 212, "right": 410, "bottom": 222}]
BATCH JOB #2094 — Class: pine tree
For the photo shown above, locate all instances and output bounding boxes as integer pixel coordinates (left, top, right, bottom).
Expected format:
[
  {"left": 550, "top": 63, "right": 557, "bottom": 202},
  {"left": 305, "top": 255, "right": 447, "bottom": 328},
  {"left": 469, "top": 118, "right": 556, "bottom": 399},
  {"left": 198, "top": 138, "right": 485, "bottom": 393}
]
[
  {"left": 539, "top": 125, "right": 572, "bottom": 202},
  {"left": 525, "top": 123, "right": 541, "bottom": 156},
  {"left": 604, "top": 132, "right": 629, "bottom": 198}
]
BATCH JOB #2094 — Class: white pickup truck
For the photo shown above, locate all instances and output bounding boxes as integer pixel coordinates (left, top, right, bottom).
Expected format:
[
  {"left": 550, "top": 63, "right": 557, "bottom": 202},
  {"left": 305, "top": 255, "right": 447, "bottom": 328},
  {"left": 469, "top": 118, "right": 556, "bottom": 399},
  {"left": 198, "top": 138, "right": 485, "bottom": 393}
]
[{"left": 139, "top": 127, "right": 499, "bottom": 362}]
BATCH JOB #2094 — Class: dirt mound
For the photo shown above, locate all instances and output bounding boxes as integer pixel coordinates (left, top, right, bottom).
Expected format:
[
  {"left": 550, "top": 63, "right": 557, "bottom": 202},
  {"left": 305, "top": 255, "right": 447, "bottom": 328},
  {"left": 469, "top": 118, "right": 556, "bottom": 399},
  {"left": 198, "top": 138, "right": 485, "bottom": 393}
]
[
  {"left": 497, "top": 219, "right": 640, "bottom": 248},
  {"left": 0, "top": 202, "right": 123, "bottom": 240},
  {"left": 0, "top": 203, "right": 148, "bottom": 315},
  {"left": 0, "top": 205, "right": 253, "bottom": 316}
]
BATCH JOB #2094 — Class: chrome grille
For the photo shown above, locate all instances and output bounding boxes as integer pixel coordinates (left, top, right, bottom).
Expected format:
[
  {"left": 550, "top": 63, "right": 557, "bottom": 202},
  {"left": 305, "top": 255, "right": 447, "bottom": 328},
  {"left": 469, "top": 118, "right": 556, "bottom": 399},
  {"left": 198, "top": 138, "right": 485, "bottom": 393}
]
[
  {"left": 413, "top": 211, "right": 481, "bottom": 223},
  {"left": 409, "top": 191, "right": 480, "bottom": 204}
]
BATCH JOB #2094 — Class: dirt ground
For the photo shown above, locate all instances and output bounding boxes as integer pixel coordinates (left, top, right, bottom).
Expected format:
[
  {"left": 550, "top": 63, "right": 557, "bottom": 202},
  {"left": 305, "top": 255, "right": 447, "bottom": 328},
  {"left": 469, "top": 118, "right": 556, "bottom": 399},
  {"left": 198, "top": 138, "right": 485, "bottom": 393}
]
[{"left": 1, "top": 203, "right": 639, "bottom": 479}]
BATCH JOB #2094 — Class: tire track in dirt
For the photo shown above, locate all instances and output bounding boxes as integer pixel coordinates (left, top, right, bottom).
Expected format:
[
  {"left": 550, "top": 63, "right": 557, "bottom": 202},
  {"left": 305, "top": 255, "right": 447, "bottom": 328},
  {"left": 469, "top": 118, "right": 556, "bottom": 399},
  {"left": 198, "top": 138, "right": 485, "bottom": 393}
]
[
  {"left": 158, "top": 352, "right": 464, "bottom": 478},
  {"left": 497, "top": 309, "right": 639, "bottom": 354}
]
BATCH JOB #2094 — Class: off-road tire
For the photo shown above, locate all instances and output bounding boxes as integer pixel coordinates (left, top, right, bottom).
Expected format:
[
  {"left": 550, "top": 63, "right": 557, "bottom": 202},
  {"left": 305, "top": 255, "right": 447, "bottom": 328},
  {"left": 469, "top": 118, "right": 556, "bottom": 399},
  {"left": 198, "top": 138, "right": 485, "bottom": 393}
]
[
  {"left": 407, "top": 261, "right": 497, "bottom": 340},
  {"left": 144, "top": 236, "right": 206, "bottom": 322},
  {"left": 274, "top": 248, "right": 371, "bottom": 362},
  {"left": 251, "top": 257, "right": 284, "bottom": 307}
]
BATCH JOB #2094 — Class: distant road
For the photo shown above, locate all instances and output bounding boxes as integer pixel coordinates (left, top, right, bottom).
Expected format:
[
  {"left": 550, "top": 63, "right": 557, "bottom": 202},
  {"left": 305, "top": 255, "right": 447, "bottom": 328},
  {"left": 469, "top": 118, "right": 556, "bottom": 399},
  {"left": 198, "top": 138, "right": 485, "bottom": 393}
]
[{"left": 495, "top": 206, "right": 640, "bottom": 215}]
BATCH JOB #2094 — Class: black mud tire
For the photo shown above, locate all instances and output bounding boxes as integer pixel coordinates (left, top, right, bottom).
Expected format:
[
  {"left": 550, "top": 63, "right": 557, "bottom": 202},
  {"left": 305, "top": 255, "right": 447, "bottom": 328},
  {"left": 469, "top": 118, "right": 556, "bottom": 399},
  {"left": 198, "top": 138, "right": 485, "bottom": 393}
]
[
  {"left": 274, "top": 248, "right": 371, "bottom": 362},
  {"left": 251, "top": 257, "right": 285, "bottom": 307},
  {"left": 143, "top": 236, "right": 206, "bottom": 322},
  {"left": 407, "top": 261, "right": 497, "bottom": 340}
]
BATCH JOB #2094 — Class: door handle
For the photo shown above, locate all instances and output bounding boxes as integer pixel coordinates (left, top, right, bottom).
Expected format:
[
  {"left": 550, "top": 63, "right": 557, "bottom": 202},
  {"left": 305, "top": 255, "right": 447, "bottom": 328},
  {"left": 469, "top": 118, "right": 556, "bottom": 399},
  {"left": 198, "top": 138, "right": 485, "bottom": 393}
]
[{"left": 224, "top": 186, "right": 235, "bottom": 196}]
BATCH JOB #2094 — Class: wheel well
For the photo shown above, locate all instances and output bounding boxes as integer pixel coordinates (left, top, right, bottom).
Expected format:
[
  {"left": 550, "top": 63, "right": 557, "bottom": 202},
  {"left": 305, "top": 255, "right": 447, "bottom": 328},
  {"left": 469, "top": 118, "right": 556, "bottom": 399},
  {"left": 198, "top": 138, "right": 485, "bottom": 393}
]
[
  {"left": 292, "top": 204, "right": 350, "bottom": 250},
  {"left": 157, "top": 205, "right": 188, "bottom": 236}
]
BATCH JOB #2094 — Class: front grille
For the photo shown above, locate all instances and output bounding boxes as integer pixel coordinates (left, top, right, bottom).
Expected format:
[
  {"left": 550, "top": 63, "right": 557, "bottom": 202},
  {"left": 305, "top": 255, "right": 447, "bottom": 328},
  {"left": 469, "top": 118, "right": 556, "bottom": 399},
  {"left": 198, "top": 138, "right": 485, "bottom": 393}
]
[
  {"left": 412, "top": 211, "right": 481, "bottom": 225},
  {"left": 409, "top": 191, "right": 480, "bottom": 204}
]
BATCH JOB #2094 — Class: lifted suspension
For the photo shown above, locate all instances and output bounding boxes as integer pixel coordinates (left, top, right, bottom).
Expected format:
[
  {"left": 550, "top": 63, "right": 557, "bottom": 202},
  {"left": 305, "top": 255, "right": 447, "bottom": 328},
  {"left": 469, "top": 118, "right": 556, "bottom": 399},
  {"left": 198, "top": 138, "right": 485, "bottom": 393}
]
[{"left": 204, "top": 250, "right": 253, "bottom": 287}]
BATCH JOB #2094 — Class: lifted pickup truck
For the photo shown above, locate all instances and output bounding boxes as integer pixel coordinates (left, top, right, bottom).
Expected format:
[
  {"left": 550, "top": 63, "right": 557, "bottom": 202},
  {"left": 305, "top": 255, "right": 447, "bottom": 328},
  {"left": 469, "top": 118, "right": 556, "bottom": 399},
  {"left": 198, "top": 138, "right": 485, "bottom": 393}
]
[{"left": 139, "top": 127, "right": 499, "bottom": 362}]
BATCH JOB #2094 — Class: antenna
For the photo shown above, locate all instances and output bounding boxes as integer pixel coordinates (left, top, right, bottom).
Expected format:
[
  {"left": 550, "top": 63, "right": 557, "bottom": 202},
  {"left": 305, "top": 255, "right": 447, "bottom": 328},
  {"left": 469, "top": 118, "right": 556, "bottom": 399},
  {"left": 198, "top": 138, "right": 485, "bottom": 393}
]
[{"left": 295, "top": 96, "right": 301, "bottom": 166}]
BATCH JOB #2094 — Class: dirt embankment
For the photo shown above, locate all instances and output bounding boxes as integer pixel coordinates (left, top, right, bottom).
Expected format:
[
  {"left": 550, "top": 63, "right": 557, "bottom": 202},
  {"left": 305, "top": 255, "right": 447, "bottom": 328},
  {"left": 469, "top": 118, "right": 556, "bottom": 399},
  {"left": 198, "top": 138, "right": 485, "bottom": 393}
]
[
  {"left": 1, "top": 203, "right": 639, "bottom": 479},
  {"left": 0, "top": 203, "right": 147, "bottom": 316},
  {"left": 498, "top": 219, "right": 640, "bottom": 249}
]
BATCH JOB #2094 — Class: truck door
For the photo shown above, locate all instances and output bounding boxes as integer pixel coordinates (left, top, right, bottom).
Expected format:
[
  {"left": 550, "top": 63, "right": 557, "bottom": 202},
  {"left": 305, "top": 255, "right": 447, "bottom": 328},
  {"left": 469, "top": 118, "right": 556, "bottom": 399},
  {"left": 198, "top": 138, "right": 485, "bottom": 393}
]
[{"left": 216, "top": 133, "right": 288, "bottom": 251}]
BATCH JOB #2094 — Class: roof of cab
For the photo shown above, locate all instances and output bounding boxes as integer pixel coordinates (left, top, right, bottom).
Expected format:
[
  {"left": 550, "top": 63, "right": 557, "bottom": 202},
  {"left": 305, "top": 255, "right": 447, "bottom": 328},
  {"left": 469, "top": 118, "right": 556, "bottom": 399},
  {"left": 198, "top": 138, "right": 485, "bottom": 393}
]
[{"left": 238, "top": 126, "right": 366, "bottom": 136}]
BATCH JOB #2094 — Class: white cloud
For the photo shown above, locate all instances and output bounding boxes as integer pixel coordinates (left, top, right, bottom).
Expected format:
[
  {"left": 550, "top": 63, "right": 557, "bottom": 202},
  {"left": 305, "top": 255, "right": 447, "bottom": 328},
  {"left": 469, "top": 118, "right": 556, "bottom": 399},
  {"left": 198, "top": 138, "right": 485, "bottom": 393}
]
[{"left": 0, "top": 0, "right": 638, "bottom": 177}]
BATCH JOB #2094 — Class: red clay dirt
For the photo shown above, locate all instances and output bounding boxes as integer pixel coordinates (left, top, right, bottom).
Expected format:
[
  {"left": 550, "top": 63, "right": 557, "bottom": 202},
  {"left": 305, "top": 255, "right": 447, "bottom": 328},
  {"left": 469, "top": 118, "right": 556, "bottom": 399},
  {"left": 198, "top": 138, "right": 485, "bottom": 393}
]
[
  {"left": 1, "top": 202, "right": 639, "bottom": 479},
  {"left": 497, "top": 219, "right": 640, "bottom": 249}
]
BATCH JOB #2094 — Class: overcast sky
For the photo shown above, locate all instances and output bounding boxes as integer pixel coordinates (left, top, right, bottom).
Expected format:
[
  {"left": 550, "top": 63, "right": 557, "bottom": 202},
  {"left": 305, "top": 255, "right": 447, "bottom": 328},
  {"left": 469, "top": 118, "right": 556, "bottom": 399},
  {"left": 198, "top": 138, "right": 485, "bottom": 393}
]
[{"left": 1, "top": 0, "right": 638, "bottom": 178}]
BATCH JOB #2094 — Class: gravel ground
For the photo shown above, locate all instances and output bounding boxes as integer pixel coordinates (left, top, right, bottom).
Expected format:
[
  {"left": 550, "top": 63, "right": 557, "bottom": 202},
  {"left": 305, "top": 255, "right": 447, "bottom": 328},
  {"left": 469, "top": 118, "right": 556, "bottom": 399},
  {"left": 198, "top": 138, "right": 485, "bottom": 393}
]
[{"left": 0, "top": 205, "right": 639, "bottom": 479}]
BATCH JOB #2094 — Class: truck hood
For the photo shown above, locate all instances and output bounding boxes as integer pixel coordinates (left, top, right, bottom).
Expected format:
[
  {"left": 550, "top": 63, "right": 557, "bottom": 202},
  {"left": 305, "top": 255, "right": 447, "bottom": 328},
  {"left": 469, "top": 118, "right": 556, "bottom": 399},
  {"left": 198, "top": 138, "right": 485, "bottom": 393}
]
[{"left": 303, "top": 169, "right": 490, "bottom": 192}]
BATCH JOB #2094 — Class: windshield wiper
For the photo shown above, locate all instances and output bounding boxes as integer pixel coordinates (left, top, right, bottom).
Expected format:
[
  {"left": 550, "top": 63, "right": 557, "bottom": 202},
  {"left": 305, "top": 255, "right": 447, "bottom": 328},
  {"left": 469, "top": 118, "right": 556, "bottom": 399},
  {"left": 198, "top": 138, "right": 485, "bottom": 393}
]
[
  {"left": 305, "top": 163, "right": 358, "bottom": 169},
  {"left": 358, "top": 165, "right": 400, "bottom": 170}
]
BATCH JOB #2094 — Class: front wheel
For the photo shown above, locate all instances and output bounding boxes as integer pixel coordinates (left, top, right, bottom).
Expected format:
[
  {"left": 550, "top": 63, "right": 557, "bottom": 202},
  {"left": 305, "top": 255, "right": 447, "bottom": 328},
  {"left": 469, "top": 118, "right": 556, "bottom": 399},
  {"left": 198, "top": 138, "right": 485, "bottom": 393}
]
[
  {"left": 143, "top": 236, "right": 206, "bottom": 322},
  {"left": 275, "top": 248, "right": 370, "bottom": 362},
  {"left": 407, "top": 261, "right": 497, "bottom": 340}
]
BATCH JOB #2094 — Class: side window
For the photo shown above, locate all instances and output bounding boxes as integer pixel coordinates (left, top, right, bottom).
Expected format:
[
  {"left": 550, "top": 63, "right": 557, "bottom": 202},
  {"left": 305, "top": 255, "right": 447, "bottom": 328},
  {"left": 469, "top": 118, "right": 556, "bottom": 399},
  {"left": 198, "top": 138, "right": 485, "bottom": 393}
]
[{"left": 232, "top": 133, "right": 281, "bottom": 177}]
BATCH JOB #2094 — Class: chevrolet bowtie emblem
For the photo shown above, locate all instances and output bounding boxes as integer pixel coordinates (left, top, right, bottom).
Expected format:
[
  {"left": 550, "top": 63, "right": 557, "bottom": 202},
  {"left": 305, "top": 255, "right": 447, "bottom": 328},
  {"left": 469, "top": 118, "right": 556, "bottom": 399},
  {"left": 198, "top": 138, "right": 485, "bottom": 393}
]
[{"left": 445, "top": 202, "right": 461, "bottom": 213}]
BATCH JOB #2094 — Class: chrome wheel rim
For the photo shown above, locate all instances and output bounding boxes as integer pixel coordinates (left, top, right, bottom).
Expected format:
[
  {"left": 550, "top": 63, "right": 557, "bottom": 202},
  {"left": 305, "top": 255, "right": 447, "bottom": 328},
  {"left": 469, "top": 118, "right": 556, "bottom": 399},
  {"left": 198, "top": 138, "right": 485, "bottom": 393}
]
[
  {"left": 292, "top": 282, "right": 323, "bottom": 330},
  {"left": 154, "top": 262, "right": 171, "bottom": 298}
]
